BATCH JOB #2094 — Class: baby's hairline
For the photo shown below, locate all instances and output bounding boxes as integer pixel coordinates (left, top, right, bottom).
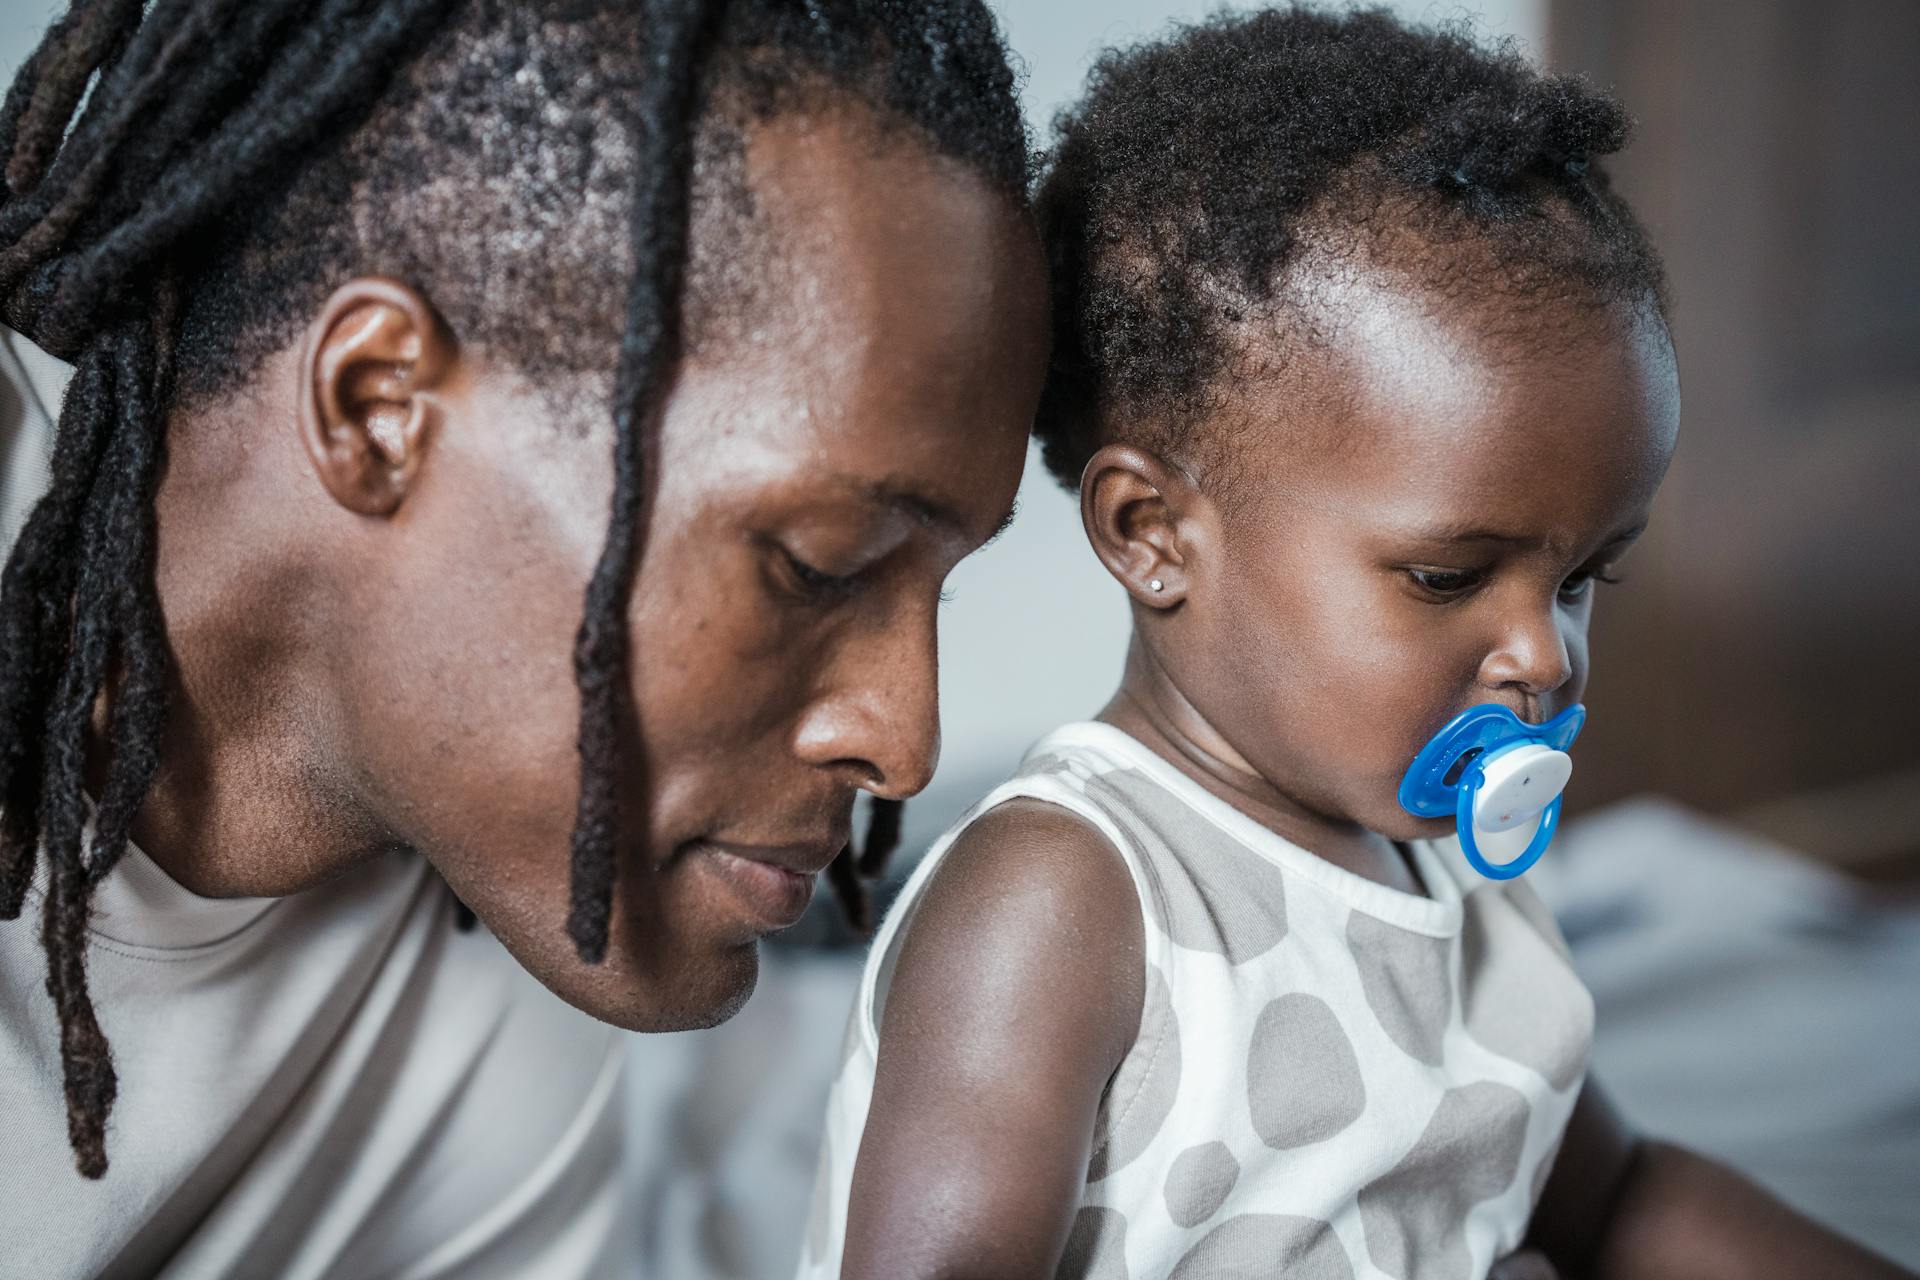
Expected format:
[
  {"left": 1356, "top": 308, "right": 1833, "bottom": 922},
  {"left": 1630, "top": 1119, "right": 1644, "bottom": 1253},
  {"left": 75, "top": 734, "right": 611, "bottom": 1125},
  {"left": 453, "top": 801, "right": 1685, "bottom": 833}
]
[{"left": 1056, "top": 257, "right": 1671, "bottom": 510}]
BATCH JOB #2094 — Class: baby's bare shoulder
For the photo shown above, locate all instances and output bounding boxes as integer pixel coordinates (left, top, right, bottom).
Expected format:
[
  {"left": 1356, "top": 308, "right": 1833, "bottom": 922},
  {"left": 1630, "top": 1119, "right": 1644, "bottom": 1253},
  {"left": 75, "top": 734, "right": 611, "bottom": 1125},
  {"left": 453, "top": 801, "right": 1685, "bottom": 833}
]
[{"left": 880, "top": 794, "right": 1143, "bottom": 1073}]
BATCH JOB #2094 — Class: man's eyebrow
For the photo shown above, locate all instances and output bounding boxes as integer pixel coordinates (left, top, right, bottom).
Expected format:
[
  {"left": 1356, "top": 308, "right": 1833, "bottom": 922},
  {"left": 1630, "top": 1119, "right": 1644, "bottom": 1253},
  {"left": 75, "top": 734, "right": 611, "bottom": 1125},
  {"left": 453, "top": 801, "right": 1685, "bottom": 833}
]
[
  {"left": 869, "top": 483, "right": 1018, "bottom": 545},
  {"left": 985, "top": 499, "right": 1020, "bottom": 544}
]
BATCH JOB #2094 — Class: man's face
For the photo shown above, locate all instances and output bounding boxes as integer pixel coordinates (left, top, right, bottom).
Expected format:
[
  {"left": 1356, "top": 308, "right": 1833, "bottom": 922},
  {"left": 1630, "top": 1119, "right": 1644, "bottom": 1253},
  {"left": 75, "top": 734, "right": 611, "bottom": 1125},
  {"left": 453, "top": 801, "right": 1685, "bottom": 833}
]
[
  {"left": 341, "top": 113, "right": 1045, "bottom": 1029},
  {"left": 1162, "top": 268, "right": 1679, "bottom": 843}
]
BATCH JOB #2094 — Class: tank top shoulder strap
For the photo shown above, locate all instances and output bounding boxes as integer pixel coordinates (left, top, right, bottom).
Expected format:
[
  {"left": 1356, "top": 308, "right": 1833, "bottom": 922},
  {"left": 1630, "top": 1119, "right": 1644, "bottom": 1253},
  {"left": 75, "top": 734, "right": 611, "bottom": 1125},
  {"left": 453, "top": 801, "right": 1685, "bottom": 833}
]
[{"left": 857, "top": 726, "right": 1174, "bottom": 1053}]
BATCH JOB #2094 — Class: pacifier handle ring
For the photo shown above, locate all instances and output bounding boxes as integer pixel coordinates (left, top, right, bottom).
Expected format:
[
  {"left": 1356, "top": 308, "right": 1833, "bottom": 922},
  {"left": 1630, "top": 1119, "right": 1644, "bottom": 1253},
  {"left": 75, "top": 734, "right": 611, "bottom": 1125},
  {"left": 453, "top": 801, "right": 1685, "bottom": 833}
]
[{"left": 1454, "top": 765, "right": 1562, "bottom": 880}]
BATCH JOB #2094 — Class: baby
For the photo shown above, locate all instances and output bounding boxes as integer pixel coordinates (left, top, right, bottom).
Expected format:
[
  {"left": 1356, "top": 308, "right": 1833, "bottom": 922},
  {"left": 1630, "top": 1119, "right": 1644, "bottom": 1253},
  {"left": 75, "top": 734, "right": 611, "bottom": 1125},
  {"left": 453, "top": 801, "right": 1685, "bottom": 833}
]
[{"left": 801, "top": 8, "right": 1912, "bottom": 1279}]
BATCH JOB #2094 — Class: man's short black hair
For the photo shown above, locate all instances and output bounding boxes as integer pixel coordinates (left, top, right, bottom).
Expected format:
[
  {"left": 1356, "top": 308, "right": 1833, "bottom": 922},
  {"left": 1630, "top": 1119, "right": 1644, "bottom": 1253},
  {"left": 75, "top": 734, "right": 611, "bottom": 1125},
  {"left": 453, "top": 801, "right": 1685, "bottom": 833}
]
[{"left": 173, "top": 0, "right": 1032, "bottom": 410}]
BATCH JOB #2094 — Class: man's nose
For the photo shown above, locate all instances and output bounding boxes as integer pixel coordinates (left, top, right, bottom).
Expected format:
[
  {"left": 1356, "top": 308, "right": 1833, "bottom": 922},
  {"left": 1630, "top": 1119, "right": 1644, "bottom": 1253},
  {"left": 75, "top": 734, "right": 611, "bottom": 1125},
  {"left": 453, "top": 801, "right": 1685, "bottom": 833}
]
[{"left": 789, "top": 616, "right": 941, "bottom": 799}]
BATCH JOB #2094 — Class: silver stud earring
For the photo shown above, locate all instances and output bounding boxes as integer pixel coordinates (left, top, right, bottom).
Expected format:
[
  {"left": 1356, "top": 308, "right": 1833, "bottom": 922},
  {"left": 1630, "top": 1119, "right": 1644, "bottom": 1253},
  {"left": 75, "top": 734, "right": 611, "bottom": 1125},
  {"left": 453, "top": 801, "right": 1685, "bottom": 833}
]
[{"left": 1149, "top": 578, "right": 1164, "bottom": 593}]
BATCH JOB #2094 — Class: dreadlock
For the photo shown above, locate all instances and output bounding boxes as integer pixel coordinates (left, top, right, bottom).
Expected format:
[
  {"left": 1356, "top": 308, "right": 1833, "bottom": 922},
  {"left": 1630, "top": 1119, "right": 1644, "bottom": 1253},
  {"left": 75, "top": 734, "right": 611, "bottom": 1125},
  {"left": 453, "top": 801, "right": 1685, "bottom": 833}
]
[
  {"left": 1032, "top": 4, "right": 1670, "bottom": 491},
  {"left": 0, "top": 0, "right": 1028, "bottom": 1178},
  {"left": 825, "top": 793, "right": 904, "bottom": 937}
]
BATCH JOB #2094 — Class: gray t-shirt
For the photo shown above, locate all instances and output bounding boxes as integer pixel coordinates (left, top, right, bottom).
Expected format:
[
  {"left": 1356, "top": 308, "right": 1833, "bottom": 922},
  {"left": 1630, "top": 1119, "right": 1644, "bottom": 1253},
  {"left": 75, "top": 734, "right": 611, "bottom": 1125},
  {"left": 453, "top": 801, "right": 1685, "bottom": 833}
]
[{"left": 0, "top": 331, "right": 626, "bottom": 1278}]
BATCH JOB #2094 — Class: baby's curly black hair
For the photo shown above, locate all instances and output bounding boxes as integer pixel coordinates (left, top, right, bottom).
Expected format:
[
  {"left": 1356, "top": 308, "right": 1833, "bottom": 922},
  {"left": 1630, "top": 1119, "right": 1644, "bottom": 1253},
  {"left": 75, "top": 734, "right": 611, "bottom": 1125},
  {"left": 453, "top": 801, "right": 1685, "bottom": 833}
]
[{"left": 1032, "top": 4, "right": 1670, "bottom": 490}]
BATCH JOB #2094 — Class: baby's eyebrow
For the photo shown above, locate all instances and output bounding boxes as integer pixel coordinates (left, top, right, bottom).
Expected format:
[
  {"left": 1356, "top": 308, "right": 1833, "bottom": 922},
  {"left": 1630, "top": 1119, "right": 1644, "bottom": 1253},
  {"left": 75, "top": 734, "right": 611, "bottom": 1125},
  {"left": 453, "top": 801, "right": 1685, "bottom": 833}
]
[
  {"left": 1394, "top": 521, "right": 1649, "bottom": 549},
  {"left": 1397, "top": 522, "right": 1535, "bottom": 545},
  {"left": 1595, "top": 523, "right": 1649, "bottom": 550}
]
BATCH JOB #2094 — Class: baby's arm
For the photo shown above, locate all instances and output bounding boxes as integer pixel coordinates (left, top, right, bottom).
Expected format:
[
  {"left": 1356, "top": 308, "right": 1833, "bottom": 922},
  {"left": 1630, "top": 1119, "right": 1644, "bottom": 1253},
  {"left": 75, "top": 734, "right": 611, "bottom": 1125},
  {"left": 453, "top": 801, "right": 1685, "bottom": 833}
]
[
  {"left": 841, "top": 799, "right": 1144, "bottom": 1280},
  {"left": 1529, "top": 1076, "right": 1913, "bottom": 1278}
]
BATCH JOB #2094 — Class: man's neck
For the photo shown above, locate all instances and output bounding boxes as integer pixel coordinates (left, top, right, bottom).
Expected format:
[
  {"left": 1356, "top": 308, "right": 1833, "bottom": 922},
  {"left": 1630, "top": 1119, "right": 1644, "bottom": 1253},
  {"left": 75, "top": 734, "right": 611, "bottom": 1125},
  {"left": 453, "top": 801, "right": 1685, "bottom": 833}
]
[{"left": 126, "top": 385, "right": 389, "bottom": 899}]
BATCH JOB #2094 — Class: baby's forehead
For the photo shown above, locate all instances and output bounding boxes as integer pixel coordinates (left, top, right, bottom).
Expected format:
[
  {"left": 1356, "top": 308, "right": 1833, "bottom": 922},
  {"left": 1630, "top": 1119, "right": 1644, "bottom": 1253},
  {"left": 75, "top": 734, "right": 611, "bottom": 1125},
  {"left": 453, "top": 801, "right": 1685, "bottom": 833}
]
[{"left": 1198, "top": 261, "right": 1677, "bottom": 508}]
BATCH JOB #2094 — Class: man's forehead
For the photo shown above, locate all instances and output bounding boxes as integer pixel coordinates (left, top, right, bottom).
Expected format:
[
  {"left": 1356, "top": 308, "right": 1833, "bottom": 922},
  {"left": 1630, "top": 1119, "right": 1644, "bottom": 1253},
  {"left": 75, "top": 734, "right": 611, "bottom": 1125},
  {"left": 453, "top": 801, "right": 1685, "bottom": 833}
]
[{"left": 685, "top": 102, "right": 1011, "bottom": 360}]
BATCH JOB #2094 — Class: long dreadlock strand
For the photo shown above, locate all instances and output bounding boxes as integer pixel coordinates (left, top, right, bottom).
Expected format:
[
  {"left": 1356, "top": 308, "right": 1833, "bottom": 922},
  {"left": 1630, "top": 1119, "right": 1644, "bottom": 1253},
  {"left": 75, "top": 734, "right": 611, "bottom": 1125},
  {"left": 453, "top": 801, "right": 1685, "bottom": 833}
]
[
  {"left": 0, "top": 344, "right": 113, "bottom": 917},
  {"left": 565, "top": 0, "right": 728, "bottom": 965},
  {"left": 826, "top": 844, "right": 870, "bottom": 936},
  {"left": 0, "top": 0, "right": 284, "bottom": 277},
  {"left": 35, "top": 315, "right": 157, "bottom": 1178},
  {"left": 856, "top": 796, "right": 903, "bottom": 877},
  {"left": 83, "top": 281, "right": 176, "bottom": 892},
  {"left": 0, "top": 0, "right": 136, "bottom": 195},
  {"left": 0, "top": 0, "right": 460, "bottom": 1177},
  {"left": 826, "top": 796, "right": 907, "bottom": 938}
]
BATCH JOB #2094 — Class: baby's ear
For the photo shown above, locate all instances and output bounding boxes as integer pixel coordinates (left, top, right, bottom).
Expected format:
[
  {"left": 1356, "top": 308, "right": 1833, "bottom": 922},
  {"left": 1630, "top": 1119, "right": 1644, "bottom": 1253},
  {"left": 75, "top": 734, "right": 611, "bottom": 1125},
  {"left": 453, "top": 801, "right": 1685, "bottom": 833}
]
[{"left": 1079, "top": 443, "right": 1209, "bottom": 608}]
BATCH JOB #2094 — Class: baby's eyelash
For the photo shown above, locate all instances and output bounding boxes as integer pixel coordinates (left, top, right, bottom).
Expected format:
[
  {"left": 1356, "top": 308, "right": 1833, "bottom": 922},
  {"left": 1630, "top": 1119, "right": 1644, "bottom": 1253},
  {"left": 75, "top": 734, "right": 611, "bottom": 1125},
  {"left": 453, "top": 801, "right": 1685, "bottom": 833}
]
[
  {"left": 1559, "top": 566, "right": 1626, "bottom": 602},
  {"left": 1408, "top": 567, "right": 1484, "bottom": 596}
]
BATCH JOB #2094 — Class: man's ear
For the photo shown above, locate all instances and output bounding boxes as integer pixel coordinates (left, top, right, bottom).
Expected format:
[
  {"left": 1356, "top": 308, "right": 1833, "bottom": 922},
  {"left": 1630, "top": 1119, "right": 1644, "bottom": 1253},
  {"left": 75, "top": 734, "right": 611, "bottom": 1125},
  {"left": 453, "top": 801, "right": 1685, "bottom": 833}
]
[
  {"left": 298, "top": 277, "right": 454, "bottom": 516},
  {"left": 1079, "top": 443, "right": 1209, "bottom": 608}
]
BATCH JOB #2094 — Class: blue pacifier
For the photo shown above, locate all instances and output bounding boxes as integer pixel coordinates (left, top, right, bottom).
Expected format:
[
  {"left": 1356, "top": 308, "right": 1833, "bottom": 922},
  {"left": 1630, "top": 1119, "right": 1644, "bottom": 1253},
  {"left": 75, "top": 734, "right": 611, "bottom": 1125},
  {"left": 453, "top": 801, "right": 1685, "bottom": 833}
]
[{"left": 1397, "top": 704, "right": 1586, "bottom": 880}]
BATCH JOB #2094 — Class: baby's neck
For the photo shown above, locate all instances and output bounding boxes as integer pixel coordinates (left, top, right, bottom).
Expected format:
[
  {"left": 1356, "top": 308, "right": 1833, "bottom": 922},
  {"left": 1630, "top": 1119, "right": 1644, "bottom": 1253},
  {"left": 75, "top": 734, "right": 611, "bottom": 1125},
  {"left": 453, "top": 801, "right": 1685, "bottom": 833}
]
[{"left": 1099, "top": 643, "right": 1426, "bottom": 896}]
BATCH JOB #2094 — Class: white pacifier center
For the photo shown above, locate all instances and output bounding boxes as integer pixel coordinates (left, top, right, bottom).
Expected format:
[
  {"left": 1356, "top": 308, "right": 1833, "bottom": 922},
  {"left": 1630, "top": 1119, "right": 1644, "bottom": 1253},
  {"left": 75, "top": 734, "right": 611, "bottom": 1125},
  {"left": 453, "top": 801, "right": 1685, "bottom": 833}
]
[{"left": 1473, "top": 743, "right": 1573, "bottom": 833}]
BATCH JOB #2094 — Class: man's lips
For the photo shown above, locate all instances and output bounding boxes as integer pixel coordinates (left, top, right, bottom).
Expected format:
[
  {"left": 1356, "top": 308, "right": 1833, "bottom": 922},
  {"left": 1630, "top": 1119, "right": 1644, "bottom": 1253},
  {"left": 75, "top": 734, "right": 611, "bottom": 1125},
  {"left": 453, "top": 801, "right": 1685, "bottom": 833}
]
[
  {"left": 684, "top": 837, "right": 847, "bottom": 931},
  {"left": 697, "top": 837, "right": 846, "bottom": 876}
]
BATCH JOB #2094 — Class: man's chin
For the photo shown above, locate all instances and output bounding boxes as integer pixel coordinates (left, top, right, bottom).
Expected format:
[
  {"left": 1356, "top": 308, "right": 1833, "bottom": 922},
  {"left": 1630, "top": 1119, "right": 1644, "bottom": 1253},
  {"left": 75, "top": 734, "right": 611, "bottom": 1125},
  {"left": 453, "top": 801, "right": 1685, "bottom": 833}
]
[
  {"left": 594, "top": 955, "right": 760, "bottom": 1033},
  {"left": 491, "top": 917, "right": 764, "bottom": 1034}
]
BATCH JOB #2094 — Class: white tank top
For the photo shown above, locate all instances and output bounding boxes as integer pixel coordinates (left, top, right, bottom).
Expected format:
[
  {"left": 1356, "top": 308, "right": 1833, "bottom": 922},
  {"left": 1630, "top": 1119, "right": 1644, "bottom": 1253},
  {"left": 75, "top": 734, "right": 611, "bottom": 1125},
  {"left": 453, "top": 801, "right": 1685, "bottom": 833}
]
[{"left": 800, "top": 721, "right": 1594, "bottom": 1280}]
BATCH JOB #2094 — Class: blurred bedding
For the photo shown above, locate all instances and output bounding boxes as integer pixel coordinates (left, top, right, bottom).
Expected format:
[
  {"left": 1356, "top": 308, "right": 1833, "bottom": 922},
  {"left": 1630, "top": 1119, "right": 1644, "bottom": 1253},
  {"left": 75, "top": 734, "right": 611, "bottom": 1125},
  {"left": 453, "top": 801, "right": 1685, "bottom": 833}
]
[{"left": 1535, "top": 798, "right": 1920, "bottom": 1268}]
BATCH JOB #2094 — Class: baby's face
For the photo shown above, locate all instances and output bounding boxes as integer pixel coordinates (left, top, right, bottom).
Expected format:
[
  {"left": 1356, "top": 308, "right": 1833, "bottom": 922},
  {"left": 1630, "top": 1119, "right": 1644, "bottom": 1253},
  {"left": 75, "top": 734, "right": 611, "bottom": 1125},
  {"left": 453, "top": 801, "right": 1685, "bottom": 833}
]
[{"left": 1174, "top": 276, "right": 1680, "bottom": 842}]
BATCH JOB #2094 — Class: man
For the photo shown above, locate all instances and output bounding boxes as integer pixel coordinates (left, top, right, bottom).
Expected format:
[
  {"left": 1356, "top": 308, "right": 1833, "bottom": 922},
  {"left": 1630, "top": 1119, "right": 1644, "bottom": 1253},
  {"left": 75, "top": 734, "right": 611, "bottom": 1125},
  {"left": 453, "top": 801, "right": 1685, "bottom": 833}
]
[{"left": 0, "top": 1, "right": 1046, "bottom": 1273}]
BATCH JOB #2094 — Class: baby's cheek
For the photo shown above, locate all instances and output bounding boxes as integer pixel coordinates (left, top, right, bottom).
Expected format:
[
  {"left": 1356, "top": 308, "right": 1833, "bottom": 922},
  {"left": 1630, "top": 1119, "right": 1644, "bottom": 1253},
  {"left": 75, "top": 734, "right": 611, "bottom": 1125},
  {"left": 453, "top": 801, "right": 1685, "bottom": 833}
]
[{"left": 1562, "top": 623, "right": 1593, "bottom": 702}]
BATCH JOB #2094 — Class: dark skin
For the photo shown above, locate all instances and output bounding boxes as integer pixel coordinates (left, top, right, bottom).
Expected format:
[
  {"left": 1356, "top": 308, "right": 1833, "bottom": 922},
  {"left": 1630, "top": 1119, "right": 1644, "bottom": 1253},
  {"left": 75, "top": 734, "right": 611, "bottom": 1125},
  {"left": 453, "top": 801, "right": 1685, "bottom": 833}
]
[
  {"left": 848, "top": 258, "right": 1911, "bottom": 1278},
  {"left": 118, "top": 107, "right": 1046, "bottom": 1034}
]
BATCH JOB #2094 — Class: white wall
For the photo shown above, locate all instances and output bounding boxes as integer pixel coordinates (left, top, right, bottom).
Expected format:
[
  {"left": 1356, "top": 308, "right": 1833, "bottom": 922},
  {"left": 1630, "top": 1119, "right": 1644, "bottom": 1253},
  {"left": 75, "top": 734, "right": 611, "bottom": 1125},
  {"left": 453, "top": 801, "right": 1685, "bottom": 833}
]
[{"left": 0, "top": 2, "right": 56, "bottom": 77}]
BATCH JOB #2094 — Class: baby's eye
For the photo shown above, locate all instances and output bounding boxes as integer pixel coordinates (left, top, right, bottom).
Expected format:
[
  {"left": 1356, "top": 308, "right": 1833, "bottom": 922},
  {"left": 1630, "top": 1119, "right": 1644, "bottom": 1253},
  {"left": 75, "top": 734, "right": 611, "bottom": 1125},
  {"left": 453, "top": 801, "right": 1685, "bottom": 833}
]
[
  {"left": 1558, "top": 567, "right": 1624, "bottom": 603},
  {"left": 1408, "top": 567, "right": 1483, "bottom": 597}
]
